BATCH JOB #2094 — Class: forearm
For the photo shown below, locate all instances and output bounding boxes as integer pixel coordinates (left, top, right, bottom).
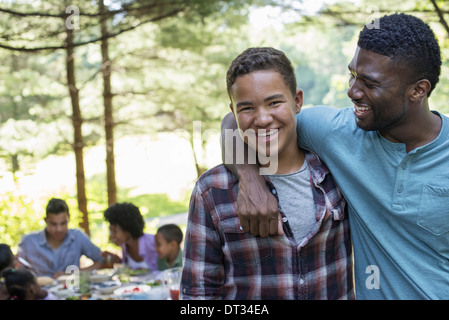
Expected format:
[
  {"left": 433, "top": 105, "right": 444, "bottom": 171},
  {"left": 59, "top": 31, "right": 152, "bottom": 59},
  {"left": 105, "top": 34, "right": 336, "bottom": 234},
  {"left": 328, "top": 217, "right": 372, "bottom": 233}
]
[{"left": 220, "top": 112, "right": 281, "bottom": 237}]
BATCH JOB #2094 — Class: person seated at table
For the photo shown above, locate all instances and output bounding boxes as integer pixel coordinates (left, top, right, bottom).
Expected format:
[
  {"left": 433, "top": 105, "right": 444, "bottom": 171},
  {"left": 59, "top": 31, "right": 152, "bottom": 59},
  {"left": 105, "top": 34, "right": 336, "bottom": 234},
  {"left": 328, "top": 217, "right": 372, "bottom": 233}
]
[
  {"left": 17, "top": 198, "right": 103, "bottom": 278},
  {"left": 1, "top": 268, "right": 58, "bottom": 300},
  {"left": 103, "top": 202, "right": 158, "bottom": 271},
  {"left": 0, "top": 244, "right": 17, "bottom": 300},
  {"left": 155, "top": 224, "right": 183, "bottom": 271}
]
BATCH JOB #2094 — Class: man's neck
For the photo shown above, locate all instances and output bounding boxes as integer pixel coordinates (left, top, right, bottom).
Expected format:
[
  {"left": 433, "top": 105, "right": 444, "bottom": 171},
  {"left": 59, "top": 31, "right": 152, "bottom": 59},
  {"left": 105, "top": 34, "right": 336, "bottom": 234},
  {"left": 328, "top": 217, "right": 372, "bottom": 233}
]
[
  {"left": 380, "top": 109, "right": 442, "bottom": 153},
  {"left": 45, "top": 231, "right": 64, "bottom": 250}
]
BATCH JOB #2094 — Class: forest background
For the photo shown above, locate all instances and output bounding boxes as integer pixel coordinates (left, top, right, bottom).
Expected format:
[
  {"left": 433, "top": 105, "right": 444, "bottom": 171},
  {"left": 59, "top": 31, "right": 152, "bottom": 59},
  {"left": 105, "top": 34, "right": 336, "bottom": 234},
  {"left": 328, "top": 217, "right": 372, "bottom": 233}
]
[{"left": 1, "top": 0, "right": 449, "bottom": 255}]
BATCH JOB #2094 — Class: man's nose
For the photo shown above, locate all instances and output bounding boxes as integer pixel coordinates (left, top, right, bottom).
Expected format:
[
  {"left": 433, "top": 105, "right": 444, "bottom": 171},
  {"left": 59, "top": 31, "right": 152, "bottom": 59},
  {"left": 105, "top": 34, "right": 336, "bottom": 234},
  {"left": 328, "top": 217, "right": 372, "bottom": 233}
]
[{"left": 347, "top": 78, "right": 363, "bottom": 101}]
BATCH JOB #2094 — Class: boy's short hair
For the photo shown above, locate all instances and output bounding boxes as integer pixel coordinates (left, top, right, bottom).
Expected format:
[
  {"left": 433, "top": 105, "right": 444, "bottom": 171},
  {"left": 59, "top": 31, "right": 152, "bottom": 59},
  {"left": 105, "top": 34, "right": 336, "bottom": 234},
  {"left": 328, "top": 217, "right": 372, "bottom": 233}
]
[
  {"left": 157, "top": 224, "right": 183, "bottom": 245},
  {"left": 46, "top": 198, "right": 69, "bottom": 217},
  {"left": 226, "top": 47, "right": 297, "bottom": 100}
]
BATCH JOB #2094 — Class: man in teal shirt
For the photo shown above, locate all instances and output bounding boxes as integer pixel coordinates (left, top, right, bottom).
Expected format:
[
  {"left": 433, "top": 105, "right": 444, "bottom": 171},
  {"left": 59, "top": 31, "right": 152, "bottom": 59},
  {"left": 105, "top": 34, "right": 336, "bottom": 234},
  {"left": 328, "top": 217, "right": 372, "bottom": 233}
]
[{"left": 222, "top": 13, "right": 449, "bottom": 299}]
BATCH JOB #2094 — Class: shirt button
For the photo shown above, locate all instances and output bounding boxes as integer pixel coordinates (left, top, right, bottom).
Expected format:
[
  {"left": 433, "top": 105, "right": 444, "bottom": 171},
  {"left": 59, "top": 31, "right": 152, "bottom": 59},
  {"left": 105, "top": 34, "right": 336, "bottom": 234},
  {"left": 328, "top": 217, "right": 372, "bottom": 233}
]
[
  {"left": 272, "top": 189, "right": 277, "bottom": 195},
  {"left": 282, "top": 217, "right": 288, "bottom": 223},
  {"left": 396, "top": 146, "right": 402, "bottom": 151},
  {"left": 401, "top": 162, "right": 407, "bottom": 170},
  {"left": 397, "top": 186, "right": 403, "bottom": 193},
  {"left": 299, "top": 278, "right": 305, "bottom": 285}
]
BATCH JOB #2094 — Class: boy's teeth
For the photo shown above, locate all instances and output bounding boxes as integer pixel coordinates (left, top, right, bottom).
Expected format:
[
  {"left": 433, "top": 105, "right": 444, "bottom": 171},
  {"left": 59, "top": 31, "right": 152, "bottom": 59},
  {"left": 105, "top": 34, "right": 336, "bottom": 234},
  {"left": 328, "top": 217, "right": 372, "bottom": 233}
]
[{"left": 258, "top": 129, "right": 277, "bottom": 137}]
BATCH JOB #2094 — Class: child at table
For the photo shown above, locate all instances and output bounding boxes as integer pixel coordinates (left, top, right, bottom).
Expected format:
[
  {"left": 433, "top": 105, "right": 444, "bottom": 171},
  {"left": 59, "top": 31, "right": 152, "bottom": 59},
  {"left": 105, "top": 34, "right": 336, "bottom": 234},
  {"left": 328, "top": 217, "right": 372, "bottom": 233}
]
[
  {"left": 2, "top": 268, "right": 59, "bottom": 300},
  {"left": 155, "top": 224, "right": 183, "bottom": 271},
  {"left": 0, "top": 244, "right": 16, "bottom": 300}
]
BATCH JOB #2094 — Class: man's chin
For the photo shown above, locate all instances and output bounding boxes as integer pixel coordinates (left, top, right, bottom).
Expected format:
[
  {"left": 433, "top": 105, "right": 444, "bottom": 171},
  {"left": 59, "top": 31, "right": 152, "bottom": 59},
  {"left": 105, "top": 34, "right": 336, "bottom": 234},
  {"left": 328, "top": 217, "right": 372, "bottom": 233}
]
[{"left": 355, "top": 118, "right": 377, "bottom": 131}]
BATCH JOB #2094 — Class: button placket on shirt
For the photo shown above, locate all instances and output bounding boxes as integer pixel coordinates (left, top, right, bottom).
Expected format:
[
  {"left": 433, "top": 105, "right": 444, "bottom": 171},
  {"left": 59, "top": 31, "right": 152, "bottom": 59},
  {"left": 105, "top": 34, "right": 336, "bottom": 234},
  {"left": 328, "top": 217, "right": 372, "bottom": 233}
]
[{"left": 392, "top": 145, "right": 410, "bottom": 211}]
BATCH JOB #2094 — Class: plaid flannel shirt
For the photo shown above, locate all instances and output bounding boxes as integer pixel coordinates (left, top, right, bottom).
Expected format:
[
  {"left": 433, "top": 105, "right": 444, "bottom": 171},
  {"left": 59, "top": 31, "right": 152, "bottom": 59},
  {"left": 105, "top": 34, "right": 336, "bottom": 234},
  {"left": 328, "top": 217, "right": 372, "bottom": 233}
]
[{"left": 181, "top": 151, "right": 354, "bottom": 300}]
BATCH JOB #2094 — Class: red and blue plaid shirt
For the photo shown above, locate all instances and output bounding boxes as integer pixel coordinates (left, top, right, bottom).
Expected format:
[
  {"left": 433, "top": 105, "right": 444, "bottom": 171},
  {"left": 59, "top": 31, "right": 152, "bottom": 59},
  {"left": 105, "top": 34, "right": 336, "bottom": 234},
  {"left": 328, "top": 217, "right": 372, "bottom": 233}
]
[{"left": 181, "top": 151, "right": 354, "bottom": 300}]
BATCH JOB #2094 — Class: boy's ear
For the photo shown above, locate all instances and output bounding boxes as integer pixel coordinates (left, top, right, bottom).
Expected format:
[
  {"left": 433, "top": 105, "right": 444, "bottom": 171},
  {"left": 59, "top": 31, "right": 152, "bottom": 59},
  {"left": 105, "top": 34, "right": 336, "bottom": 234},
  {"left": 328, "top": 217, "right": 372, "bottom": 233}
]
[
  {"left": 295, "top": 89, "right": 303, "bottom": 114},
  {"left": 169, "top": 240, "right": 179, "bottom": 249}
]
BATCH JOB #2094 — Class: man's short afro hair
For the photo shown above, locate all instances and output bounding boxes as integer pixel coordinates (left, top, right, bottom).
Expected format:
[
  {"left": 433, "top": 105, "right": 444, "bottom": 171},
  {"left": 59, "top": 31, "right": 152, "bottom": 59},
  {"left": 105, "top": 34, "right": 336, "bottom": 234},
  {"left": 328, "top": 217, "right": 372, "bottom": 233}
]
[{"left": 358, "top": 13, "right": 441, "bottom": 97}]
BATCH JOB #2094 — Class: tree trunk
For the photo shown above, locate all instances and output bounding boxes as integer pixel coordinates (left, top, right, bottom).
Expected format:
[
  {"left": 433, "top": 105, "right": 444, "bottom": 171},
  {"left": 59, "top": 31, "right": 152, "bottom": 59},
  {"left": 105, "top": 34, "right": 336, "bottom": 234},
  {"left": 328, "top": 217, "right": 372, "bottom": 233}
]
[
  {"left": 65, "top": 24, "right": 90, "bottom": 236},
  {"left": 99, "top": 0, "right": 117, "bottom": 206}
]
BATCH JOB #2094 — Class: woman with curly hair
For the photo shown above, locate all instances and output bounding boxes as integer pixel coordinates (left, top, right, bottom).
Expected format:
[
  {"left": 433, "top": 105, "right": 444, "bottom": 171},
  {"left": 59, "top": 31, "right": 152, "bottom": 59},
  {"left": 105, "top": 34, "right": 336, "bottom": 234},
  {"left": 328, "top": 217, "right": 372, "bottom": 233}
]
[{"left": 103, "top": 203, "right": 158, "bottom": 271}]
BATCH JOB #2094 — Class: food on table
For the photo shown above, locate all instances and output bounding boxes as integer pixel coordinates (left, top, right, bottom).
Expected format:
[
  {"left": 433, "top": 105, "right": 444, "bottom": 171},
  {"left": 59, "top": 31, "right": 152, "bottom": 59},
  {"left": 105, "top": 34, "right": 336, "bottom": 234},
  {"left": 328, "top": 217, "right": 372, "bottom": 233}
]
[{"left": 37, "top": 276, "right": 54, "bottom": 287}]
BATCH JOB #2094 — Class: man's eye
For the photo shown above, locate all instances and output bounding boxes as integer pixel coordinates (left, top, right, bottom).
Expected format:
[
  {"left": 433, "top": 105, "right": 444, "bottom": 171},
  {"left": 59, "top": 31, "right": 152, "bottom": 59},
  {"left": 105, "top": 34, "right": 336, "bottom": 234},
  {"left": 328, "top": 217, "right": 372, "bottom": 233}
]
[{"left": 348, "top": 73, "right": 355, "bottom": 87}]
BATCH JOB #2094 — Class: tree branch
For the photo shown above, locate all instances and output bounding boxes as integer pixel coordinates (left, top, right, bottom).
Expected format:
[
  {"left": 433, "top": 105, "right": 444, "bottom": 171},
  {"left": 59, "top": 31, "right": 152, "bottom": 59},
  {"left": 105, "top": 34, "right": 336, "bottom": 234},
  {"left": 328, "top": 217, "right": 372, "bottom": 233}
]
[
  {"left": 430, "top": 0, "right": 449, "bottom": 37},
  {"left": 0, "top": 8, "right": 183, "bottom": 52}
]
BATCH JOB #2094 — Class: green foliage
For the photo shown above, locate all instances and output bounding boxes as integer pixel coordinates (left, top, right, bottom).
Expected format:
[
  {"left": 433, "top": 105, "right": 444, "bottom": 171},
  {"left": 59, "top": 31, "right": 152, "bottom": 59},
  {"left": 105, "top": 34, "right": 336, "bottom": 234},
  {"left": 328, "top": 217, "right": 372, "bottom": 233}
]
[{"left": 0, "top": 192, "right": 43, "bottom": 251}]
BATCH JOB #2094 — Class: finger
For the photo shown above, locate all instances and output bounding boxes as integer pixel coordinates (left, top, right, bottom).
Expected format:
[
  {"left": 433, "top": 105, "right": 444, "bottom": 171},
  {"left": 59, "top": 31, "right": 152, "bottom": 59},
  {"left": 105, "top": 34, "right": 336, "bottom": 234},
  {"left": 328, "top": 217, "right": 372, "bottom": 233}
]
[
  {"left": 249, "top": 217, "right": 260, "bottom": 236},
  {"left": 259, "top": 219, "right": 269, "bottom": 238},
  {"left": 268, "top": 215, "right": 278, "bottom": 236},
  {"left": 277, "top": 213, "right": 284, "bottom": 236}
]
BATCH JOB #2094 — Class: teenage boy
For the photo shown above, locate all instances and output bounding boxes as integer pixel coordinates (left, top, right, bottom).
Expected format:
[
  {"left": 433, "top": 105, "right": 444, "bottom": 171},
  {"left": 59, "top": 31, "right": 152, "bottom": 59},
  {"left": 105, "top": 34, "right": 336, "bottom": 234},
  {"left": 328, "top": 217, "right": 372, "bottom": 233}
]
[{"left": 181, "top": 47, "right": 353, "bottom": 300}]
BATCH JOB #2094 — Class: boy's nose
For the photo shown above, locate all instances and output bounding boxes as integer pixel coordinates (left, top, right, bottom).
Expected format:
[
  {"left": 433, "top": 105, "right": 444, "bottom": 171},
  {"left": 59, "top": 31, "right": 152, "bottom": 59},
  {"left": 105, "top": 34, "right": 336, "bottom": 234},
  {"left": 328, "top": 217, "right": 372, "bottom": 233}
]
[{"left": 254, "top": 108, "right": 273, "bottom": 127}]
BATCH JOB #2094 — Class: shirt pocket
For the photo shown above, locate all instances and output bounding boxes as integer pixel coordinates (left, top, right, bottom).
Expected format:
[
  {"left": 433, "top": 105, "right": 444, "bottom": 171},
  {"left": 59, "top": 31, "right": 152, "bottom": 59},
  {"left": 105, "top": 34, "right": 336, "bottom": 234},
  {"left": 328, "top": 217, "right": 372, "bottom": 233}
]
[
  {"left": 417, "top": 184, "right": 449, "bottom": 236},
  {"left": 220, "top": 217, "right": 273, "bottom": 267}
]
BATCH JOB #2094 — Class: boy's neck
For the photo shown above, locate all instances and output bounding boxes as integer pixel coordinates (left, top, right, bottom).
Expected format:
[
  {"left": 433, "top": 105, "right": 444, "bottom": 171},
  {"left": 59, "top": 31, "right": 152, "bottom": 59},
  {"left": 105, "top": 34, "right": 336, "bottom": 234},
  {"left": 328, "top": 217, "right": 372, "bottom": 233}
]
[
  {"left": 166, "top": 247, "right": 180, "bottom": 266},
  {"left": 260, "top": 146, "right": 305, "bottom": 175}
]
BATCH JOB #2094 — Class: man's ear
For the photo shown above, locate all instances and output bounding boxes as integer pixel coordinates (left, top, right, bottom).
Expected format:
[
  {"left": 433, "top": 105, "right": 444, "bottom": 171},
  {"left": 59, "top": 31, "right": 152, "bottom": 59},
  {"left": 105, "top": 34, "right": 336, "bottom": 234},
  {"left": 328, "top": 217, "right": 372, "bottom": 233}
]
[{"left": 409, "top": 79, "right": 431, "bottom": 102}]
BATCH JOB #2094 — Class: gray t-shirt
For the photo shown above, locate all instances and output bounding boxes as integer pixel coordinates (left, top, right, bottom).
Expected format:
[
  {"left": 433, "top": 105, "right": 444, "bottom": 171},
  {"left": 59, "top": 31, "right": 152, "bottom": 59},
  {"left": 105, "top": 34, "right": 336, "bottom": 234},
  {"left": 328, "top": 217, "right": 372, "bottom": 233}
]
[{"left": 267, "top": 159, "right": 316, "bottom": 242}]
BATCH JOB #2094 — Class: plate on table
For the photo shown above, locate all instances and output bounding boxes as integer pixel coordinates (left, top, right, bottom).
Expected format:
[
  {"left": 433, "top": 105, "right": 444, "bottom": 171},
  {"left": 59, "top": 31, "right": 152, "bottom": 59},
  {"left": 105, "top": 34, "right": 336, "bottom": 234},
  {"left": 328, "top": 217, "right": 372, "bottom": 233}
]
[
  {"left": 113, "top": 284, "right": 151, "bottom": 300},
  {"left": 92, "top": 280, "right": 121, "bottom": 294},
  {"left": 49, "top": 284, "right": 78, "bottom": 299},
  {"left": 90, "top": 269, "right": 114, "bottom": 283}
]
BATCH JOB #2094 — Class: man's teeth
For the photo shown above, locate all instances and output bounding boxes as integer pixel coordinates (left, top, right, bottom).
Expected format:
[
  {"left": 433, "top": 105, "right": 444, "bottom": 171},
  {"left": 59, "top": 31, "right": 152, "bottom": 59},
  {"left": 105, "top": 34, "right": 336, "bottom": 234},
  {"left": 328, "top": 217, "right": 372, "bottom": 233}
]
[
  {"left": 257, "top": 129, "right": 278, "bottom": 137},
  {"left": 355, "top": 105, "right": 371, "bottom": 111}
]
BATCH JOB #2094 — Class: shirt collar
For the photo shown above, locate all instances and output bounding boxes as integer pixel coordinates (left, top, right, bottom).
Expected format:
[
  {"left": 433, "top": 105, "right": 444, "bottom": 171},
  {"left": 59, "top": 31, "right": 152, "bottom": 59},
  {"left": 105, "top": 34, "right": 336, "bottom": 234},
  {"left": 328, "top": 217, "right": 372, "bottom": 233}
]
[
  {"left": 304, "top": 150, "right": 330, "bottom": 185},
  {"left": 263, "top": 150, "right": 329, "bottom": 190},
  {"left": 38, "top": 228, "right": 73, "bottom": 247}
]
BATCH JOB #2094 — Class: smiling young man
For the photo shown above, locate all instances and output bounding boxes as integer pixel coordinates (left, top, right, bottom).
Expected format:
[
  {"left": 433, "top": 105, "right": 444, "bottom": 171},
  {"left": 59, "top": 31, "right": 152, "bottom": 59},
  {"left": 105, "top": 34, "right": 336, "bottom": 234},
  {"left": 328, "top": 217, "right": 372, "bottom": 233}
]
[
  {"left": 222, "top": 14, "right": 449, "bottom": 299},
  {"left": 18, "top": 198, "right": 103, "bottom": 278},
  {"left": 181, "top": 47, "right": 353, "bottom": 300}
]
